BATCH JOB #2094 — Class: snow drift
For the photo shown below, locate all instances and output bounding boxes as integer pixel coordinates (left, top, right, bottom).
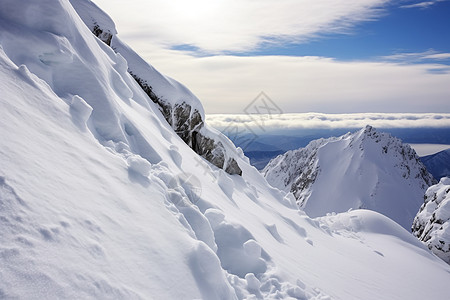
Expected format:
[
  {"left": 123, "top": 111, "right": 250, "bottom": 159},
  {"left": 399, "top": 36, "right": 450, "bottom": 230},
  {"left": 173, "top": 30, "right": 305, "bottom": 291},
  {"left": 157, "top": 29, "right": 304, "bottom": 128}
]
[{"left": 1, "top": 1, "right": 450, "bottom": 299}]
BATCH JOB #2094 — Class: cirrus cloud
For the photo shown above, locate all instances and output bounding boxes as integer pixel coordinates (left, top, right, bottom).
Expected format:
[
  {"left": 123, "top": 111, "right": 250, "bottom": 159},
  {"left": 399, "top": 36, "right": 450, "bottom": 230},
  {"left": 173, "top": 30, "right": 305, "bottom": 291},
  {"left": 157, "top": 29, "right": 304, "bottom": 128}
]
[
  {"left": 90, "top": 1, "right": 450, "bottom": 115},
  {"left": 94, "top": 0, "right": 390, "bottom": 53},
  {"left": 400, "top": 0, "right": 447, "bottom": 9}
]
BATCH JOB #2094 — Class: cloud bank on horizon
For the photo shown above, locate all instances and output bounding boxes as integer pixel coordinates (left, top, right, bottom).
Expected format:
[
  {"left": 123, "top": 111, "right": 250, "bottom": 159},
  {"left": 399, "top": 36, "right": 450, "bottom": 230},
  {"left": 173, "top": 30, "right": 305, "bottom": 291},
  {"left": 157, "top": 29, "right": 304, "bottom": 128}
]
[
  {"left": 148, "top": 52, "right": 450, "bottom": 114},
  {"left": 206, "top": 113, "right": 450, "bottom": 131},
  {"left": 93, "top": 0, "right": 450, "bottom": 114}
]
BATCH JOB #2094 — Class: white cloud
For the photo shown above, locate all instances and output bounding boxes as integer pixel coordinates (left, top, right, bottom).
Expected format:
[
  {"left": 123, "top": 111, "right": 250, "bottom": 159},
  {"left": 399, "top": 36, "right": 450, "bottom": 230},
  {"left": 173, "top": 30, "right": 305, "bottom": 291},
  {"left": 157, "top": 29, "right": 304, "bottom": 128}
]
[
  {"left": 382, "top": 50, "right": 450, "bottom": 62},
  {"left": 206, "top": 113, "right": 450, "bottom": 131},
  {"left": 94, "top": 0, "right": 389, "bottom": 53},
  {"left": 89, "top": 1, "right": 450, "bottom": 115},
  {"left": 424, "top": 53, "right": 450, "bottom": 60},
  {"left": 138, "top": 47, "right": 450, "bottom": 114},
  {"left": 400, "top": 0, "right": 446, "bottom": 9}
]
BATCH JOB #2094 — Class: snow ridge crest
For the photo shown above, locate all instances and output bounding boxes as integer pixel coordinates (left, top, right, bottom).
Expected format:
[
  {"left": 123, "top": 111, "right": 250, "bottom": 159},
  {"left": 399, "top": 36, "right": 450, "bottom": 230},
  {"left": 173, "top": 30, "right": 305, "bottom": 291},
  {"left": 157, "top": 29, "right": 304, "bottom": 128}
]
[{"left": 263, "top": 125, "right": 435, "bottom": 229}]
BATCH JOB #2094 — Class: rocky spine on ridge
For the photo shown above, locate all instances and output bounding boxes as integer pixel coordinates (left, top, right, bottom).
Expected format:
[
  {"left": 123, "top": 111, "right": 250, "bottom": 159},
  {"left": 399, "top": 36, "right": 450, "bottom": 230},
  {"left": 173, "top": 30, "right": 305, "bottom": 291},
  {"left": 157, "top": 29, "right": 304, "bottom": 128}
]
[
  {"left": 92, "top": 23, "right": 113, "bottom": 46},
  {"left": 73, "top": 2, "right": 242, "bottom": 175},
  {"left": 412, "top": 177, "right": 450, "bottom": 265},
  {"left": 127, "top": 71, "right": 242, "bottom": 176}
]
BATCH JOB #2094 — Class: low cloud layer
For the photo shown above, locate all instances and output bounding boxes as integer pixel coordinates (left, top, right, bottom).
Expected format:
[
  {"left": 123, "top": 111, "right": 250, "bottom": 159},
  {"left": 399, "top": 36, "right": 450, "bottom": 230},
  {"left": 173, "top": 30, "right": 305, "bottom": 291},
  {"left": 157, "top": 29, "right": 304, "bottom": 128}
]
[
  {"left": 145, "top": 50, "right": 450, "bottom": 114},
  {"left": 206, "top": 113, "right": 450, "bottom": 132}
]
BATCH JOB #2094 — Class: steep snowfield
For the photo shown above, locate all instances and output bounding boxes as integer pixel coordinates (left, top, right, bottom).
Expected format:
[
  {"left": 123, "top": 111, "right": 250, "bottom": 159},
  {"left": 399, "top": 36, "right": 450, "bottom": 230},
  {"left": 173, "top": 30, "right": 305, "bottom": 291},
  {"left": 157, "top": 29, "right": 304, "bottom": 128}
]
[
  {"left": 262, "top": 126, "right": 435, "bottom": 230},
  {"left": 412, "top": 177, "right": 450, "bottom": 264},
  {"left": 1, "top": 1, "right": 450, "bottom": 299}
]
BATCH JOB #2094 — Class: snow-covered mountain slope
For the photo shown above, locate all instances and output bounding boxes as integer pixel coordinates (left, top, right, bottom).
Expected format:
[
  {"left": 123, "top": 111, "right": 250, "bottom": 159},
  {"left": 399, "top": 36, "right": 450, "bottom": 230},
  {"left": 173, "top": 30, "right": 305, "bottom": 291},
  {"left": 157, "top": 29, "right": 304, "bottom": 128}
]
[
  {"left": 412, "top": 177, "right": 450, "bottom": 264},
  {"left": 70, "top": 0, "right": 242, "bottom": 176},
  {"left": 420, "top": 148, "right": 450, "bottom": 180},
  {"left": 262, "top": 126, "right": 436, "bottom": 230},
  {"left": 1, "top": 1, "right": 450, "bottom": 299}
]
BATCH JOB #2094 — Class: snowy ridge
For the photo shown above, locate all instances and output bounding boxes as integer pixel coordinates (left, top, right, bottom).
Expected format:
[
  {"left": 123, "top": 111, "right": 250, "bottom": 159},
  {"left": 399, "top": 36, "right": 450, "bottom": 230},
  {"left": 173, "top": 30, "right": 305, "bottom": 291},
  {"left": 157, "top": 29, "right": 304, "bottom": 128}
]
[
  {"left": 69, "top": 0, "right": 116, "bottom": 45},
  {"left": 69, "top": 0, "right": 242, "bottom": 175},
  {"left": 263, "top": 125, "right": 436, "bottom": 229},
  {"left": 412, "top": 177, "right": 450, "bottom": 264},
  {"left": 1, "top": 1, "right": 450, "bottom": 299}
]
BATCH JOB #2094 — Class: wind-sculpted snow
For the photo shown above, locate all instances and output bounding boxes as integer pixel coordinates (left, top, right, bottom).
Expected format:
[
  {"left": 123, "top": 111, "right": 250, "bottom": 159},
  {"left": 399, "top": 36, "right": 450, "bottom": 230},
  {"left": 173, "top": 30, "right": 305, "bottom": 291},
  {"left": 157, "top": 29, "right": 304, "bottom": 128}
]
[
  {"left": 412, "top": 177, "right": 450, "bottom": 264},
  {"left": 1, "top": 0, "right": 450, "bottom": 299},
  {"left": 69, "top": 0, "right": 242, "bottom": 176},
  {"left": 263, "top": 125, "right": 436, "bottom": 229}
]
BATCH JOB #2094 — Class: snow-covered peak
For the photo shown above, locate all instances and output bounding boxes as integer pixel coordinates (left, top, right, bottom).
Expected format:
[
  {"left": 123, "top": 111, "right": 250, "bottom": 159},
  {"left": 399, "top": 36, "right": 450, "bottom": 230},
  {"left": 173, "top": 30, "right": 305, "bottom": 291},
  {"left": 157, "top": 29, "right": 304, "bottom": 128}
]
[
  {"left": 263, "top": 126, "right": 436, "bottom": 229},
  {"left": 412, "top": 177, "right": 450, "bottom": 264},
  {"left": 1, "top": 1, "right": 450, "bottom": 299}
]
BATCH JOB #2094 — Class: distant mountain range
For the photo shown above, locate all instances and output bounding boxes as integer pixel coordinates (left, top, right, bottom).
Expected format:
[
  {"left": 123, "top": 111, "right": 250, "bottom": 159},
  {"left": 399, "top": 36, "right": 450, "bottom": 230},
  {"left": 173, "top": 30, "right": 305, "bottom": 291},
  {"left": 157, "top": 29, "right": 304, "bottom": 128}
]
[
  {"left": 420, "top": 149, "right": 450, "bottom": 180},
  {"left": 225, "top": 127, "right": 450, "bottom": 171}
]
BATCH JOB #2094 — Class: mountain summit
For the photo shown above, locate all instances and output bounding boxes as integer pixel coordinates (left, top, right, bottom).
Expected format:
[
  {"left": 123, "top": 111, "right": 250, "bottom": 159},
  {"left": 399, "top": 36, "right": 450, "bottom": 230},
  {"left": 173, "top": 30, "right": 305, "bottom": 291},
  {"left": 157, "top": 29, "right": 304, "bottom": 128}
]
[{"left": 263, "top": 125, "right": 436, "bottom": 229}]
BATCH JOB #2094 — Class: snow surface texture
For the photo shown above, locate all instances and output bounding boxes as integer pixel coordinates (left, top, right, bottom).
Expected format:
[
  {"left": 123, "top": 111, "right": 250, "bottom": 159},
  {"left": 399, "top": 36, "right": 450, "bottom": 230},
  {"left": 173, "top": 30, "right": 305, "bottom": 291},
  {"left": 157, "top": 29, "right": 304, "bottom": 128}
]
[
  {"left": 262, "top": 125, "right": 436, "bottom": 230},
  {"left": 412, "top": 177, "right": 450, "bottom": 264},
  {"left": 1, "top": 1, "right": 450, "bottom": 299},
  {"left": 69, "top": 0, "right": 242, "bottom": 176}
]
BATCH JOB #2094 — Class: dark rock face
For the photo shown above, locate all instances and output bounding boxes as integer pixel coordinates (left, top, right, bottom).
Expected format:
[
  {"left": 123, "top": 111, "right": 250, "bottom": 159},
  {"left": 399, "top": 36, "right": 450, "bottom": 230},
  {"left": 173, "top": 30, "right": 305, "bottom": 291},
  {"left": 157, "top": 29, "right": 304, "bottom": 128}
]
[
  {"left": 193, "top": 133, "right": 242, "bottom": 176},
  {"left": 122, "top": 47, "right": 242, "bottom": 175},
  {"left": 262, "top": 140, "right": 323, "bottom": 206},
  {"left": 92, "top": 23, "right": 113, "bottom": 46},
  {"left": 130, "top": 72, "right": 242, "bottom": 175}
]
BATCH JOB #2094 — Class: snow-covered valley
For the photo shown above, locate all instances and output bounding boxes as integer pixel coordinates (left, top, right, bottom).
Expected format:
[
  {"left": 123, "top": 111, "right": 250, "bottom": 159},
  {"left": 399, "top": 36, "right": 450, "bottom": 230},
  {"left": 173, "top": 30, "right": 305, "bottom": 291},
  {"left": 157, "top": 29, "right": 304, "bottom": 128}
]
[{"left": 1, "top": 1, "right": 450, "bottom": 299}]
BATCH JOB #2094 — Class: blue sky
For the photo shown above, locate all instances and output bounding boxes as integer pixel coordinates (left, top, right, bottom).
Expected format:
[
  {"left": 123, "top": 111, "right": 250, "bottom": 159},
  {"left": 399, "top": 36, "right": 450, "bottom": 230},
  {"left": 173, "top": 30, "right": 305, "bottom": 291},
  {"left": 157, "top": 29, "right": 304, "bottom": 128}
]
[
  {"left": 95, "top": 0, "right": 450, "bottom": 113},
  {"left": 244, "top": 1, "right": 450, "bottom": 61}
]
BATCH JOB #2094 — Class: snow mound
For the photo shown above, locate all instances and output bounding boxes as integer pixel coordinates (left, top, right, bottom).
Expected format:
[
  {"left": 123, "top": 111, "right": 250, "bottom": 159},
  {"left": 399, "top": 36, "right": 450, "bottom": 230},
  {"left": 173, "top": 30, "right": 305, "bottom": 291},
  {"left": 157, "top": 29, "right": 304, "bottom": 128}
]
[
  {"left": 127, "top": 154, "right": 151, "bottom": 177},
  {"left": 263, "top": 125, "right": 436, "bottom": 229},
  {"left": 412, "top": 177, "right": 450, "bottom": 264}
]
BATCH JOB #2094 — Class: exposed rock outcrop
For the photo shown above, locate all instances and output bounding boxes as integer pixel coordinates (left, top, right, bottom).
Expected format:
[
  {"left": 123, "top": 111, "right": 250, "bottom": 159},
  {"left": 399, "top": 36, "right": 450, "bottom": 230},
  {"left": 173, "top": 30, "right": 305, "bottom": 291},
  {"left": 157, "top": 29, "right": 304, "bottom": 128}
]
[
  {"left": 412, "top": 177, "right": 450, "bottom": 264},
  {"left": 128, "top": 71, "right": 242, "bottom": 175},
  {"left": 92, "top": 23, "right": 113, "bottom": 46},
  {"left": 70, "top": 1, "right": 242, "bottom": 175}
]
